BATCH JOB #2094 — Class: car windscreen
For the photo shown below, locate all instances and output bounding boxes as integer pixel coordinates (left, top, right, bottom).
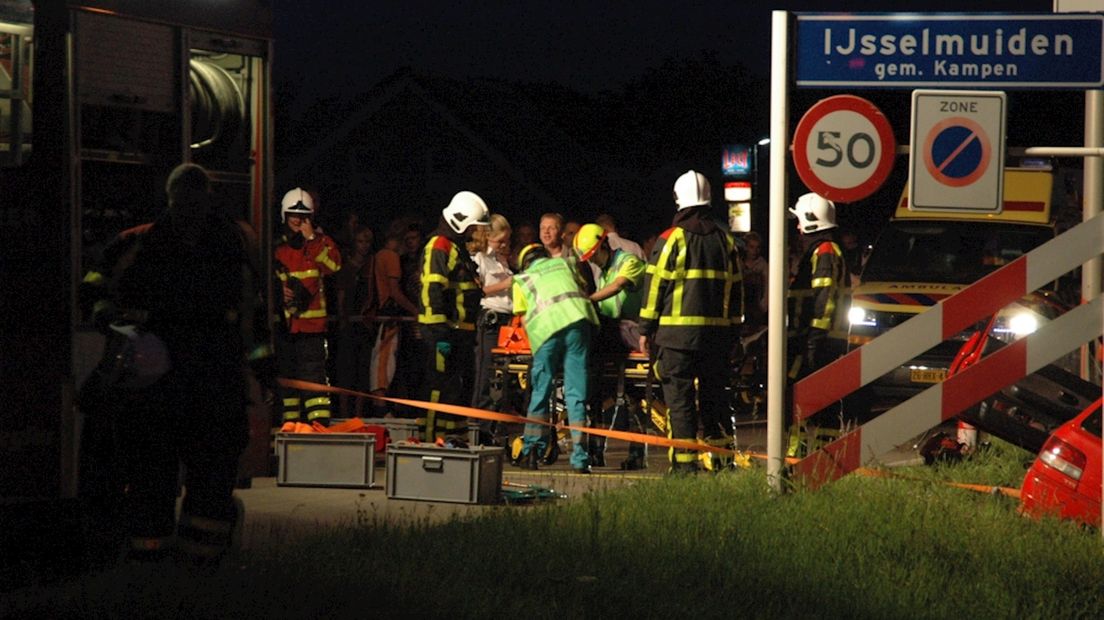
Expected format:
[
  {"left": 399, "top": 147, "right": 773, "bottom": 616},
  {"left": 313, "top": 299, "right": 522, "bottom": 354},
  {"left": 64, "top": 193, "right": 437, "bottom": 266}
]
[{"left": 861, "top": 221, "right": 1052, "bottom": 284}]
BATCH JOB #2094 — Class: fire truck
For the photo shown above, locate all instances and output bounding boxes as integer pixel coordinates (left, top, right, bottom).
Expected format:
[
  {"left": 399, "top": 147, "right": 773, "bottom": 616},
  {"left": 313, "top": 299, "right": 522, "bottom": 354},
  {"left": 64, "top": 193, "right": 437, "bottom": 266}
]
[{"left": 0, "top": 0, "right": 274, "bottom": 583}]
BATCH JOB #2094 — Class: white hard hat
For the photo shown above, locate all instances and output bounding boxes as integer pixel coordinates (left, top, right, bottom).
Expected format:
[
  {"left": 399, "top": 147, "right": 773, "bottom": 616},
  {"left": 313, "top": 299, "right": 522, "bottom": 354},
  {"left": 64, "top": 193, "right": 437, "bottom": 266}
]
[
  {"left": 442, "top": 191, "right": 491, "bottom": 233},
  {"left": 108, "top": 324, "right": 171, "bottom": 389},
  {"left": 165, "top": 163, "right": 211, "bottom": 208},
  {"left": 673, "top": 170, "right": 711, "bottom": 210},
  {"left": 789, "top": 192, "right": 837, "bottom": 233},
  {"left": 281, "top": 187, "right": 315, "bottom": 222}
]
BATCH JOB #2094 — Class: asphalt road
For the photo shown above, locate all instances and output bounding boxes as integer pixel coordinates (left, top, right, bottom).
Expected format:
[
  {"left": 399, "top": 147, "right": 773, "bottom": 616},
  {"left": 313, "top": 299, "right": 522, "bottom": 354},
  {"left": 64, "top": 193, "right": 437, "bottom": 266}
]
[{"left": 236, "top": 420, "right": 923, "bottom": 548}]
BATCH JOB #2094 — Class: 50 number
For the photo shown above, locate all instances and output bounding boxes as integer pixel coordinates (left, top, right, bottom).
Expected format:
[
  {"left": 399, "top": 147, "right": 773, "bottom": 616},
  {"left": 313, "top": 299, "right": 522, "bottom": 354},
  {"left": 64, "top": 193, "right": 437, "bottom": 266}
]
[{"left": 814, "top": 131, "right": 875, "bottom": 169}]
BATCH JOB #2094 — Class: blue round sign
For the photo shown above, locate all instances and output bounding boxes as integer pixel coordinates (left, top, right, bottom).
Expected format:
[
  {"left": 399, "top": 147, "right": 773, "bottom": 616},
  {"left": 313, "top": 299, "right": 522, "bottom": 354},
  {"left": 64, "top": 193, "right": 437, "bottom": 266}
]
[
  {"left": 932, "top": 127, "right": 981, "bottom": 178},
  {"left": 922, "top": 117, "right": 991, "bottom": 188}
]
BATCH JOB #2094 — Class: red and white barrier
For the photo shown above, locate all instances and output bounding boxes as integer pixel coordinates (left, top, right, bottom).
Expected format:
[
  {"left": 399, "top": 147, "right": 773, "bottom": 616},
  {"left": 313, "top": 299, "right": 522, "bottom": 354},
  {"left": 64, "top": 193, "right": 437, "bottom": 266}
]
[
  {"left": 793, "top": 295, "right": 1104, "bottom": 488},
  {"left": 794, "top": 212, "right": 1104, "bottom": 421}
]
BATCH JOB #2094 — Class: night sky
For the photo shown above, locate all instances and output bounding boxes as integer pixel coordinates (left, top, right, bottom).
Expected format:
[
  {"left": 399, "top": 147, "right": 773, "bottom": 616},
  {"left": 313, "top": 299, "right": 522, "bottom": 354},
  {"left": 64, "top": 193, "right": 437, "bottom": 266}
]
[
  {"left": 272, "top": 1, "right": 1079, "bottom": 240},
  {"left": 274, "top": 1, "right": 1058, "bottom": 106}
]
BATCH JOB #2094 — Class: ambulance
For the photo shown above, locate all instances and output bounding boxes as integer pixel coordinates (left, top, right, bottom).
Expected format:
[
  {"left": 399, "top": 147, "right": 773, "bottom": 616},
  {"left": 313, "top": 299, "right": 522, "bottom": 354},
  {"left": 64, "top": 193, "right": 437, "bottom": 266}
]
[{"left": 844, "top": 166, "right": 1076, "bottom": 416}]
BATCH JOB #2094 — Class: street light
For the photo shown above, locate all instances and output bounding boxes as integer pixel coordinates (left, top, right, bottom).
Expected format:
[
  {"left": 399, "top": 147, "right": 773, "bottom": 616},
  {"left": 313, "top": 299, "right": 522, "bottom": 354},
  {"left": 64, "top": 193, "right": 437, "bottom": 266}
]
[{"left": 753, "top": 137, "right": 771, "bottom": 233}]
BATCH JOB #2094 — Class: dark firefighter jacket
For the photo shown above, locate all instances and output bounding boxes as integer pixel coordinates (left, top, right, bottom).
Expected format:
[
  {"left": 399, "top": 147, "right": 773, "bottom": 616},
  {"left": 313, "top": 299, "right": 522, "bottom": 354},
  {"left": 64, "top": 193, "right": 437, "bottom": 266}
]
[
  {"left": 638, "top": 207, "right": 743, "bottom": 350},
  {"left": 418, "top": 234, "right": 482, "bottom": 331},
  {"left": 81, "top": 213, "right": 271, "bottom": 367},
  {"left": 788, "top": 229, "right": 846, "bottom": 336}
]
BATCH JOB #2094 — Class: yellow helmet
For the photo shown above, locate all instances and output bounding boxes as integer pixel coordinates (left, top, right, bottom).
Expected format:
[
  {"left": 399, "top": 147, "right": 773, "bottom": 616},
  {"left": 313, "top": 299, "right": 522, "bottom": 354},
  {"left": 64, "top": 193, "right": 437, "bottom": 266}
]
[
  {"left": 517, "top": 243, "right": 549, "bottom": 271},
  {"left": 572, "top": 223, "right": 607, "bottom": 262}
]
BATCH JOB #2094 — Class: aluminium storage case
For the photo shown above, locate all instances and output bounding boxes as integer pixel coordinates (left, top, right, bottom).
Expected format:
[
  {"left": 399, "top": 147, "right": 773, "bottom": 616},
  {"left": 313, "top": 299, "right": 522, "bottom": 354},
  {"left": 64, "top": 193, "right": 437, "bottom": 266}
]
[
  {"left": 386, "top": 443, "right": 504, "bottom": 504},
  {"left": 275, "top": 432, "right": 376, "bottom": 488},
  {"left": 361, "top": 417, "right": 480, "bottom": 444}
]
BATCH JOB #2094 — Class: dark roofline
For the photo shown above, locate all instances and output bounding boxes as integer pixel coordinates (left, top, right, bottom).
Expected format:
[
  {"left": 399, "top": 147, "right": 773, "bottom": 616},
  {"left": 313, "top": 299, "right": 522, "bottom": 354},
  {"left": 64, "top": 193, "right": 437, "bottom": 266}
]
[{"left": 284, "top": 68, "right": 563, "bottom": 212}]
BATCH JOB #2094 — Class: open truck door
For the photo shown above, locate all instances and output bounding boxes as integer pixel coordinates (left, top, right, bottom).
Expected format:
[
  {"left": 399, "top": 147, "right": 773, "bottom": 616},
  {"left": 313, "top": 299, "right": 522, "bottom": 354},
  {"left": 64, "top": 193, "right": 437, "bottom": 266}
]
[{"left": 0, "top": 1, "right": 274, "bottom": 586}]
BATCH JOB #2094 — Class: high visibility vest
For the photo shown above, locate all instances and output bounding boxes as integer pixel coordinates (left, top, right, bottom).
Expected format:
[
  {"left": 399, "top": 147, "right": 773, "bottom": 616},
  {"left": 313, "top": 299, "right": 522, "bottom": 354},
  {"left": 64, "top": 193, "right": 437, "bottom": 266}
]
[
  {"left": 789, "top": 237, "right": 844, "bottom": 333},
  {"left": 512, "top": 257, "right": 598, "bottom": 353},
  {"left": 639, "top": 225, "right": 743, "bottom": 350},
  {"left": 418, "top": 235, "right": 482, "bottom": 330},
  {"left": 597, "top": 249, "right": 645, "bottom": 321}
]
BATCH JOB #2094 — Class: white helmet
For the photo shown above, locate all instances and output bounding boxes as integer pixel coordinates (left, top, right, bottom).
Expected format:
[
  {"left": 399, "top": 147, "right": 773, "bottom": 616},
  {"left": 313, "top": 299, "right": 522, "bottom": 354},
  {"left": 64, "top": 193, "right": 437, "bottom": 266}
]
[
  {"left": 281, "top": 187, "right": 315, "bottom": 222},
  {"left": 673, "top": 170, "right": 711, "bottom": 210},
  {"left": 108, "top": 324, "right": 171, "bottom": 389},
  {"left": 442, "top": 191, "right": 491, "bottom": 233},
  {"left": 790, "top": 192, "right": 837, "bottom": 233}
]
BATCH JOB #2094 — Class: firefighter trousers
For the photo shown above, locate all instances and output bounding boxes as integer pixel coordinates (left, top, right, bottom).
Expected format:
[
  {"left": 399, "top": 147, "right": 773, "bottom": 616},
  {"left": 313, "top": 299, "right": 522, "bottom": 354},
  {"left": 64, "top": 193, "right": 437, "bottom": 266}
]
[
  {"left": 275, "top": 332, "right": 332, "bottom": 424},
  {"left": 116, "top": 360, "right": 248, "bottom": 562},
  {"left": 655, "top": 345, "right": 730, "bottom": 467},
  {"left": 420, "top": 326, "right": 476, "bottom": 440}
]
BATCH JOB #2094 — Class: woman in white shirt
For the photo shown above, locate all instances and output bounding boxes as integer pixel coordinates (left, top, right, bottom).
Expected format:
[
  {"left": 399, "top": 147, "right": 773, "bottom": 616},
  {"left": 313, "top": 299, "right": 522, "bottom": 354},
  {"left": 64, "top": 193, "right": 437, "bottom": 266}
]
[{"left": 471, "top": 214, "right": 514, "bottom": 414}]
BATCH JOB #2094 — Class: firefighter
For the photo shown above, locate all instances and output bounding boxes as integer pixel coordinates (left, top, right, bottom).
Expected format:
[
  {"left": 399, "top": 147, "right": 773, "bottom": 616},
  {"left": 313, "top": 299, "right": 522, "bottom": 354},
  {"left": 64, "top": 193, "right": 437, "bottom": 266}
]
[
  {"left": 573, "top": 222, "right": 648, "bottom": 469},
  {"left": 274, "top": 187, "right": 342, "bottom": 428},
  {"left": 787, "top": 192, "right": 848, "bottom": 456},
  {"left": 638, "top": 170, "right": 743, "bottom": 473},
  {"left": 79, "top": 163, "right": 273, "bottom": 564},
  {"left": 418, "top": 191, "right": 490, "bottom": 441},
  {"left": 512, "top": 243, "right": 599, "bottom": 472}
]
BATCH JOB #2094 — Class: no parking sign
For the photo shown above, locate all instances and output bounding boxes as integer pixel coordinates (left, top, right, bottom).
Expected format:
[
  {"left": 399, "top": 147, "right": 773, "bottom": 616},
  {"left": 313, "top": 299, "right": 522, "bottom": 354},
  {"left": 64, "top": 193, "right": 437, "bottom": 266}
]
[{"left": 908, "top": 90, "right": 1006, "bottom": 213}]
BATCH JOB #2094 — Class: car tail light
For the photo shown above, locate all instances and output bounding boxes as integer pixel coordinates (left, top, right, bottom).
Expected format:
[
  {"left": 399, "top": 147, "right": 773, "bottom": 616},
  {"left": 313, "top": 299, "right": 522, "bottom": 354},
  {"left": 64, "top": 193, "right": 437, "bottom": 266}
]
[{"left": 1039, "top": 436, "right": 1087, "bottom": 482}]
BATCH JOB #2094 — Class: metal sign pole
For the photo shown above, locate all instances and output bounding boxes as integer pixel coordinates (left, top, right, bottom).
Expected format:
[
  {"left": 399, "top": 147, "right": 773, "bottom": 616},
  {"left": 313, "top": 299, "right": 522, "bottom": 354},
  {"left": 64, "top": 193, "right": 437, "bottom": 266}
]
[
  {"left": 1087, "top": 90, "right": 1104, "bottom": 539},
  {"left": 1053, "top": 0, "right": 1104, "bottom": 542},
  {"left": 1083, "top": 91, "right": 1103, "bottom": 380},
  {"left": 766, "top": 10, "right": 791, "bottom": 493}
]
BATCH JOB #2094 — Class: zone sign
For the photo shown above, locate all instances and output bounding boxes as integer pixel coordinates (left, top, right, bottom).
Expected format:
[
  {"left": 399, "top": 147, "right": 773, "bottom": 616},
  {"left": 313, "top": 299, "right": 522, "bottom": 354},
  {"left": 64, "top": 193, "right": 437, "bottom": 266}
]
[
  {"left": 909, "top": 89, "right": 1006, "bottom": 213},
  {"left": 792, "top": 95, "right": 897, "bottom": 203}
]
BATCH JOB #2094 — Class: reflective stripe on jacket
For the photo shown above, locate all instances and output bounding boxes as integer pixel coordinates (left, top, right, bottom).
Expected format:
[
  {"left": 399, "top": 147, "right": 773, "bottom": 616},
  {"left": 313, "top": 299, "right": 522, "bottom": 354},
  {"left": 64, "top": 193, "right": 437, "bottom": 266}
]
[
  {"left": 638, "top": 225, "right": 743, "bottom": 350},
  {"left": 80, "top": 222, "right": 152, "bottom": 328},
  {"left": 418, "top": 235, "right": 482, "bottom": 330},
  {"left": 512, "top": 257, "right": 598, "bottom": 354},
  {"left": 275, "top": 234, "right": 342, "bottom": 334}
]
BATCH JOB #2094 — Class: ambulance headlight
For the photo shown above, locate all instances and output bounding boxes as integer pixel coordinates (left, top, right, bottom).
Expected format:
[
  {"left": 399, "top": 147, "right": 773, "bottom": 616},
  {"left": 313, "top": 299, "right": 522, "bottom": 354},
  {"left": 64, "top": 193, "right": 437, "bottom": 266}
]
[
  {"left": 1008, "top": 312, "right": 1039, "bottom": 336},
  {"left": 848, "top": 306, "right": 876, "bottom": 327},
  {"left": 992, "top": 309, "right": 1042, "bottom": 342}
]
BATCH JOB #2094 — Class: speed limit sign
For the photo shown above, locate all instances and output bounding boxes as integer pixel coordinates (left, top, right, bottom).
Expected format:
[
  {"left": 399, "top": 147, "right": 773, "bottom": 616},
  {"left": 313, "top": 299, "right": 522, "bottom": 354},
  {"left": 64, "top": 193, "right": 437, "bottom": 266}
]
[{"left": 792, "top": 95, "right": 896, "bottom": 203}]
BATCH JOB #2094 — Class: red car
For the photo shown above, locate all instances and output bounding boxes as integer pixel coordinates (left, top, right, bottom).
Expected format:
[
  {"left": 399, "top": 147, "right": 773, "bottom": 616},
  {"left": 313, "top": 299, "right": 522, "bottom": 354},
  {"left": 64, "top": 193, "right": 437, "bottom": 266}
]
[{"left": 1021, "top": 397, "right": 1103, "bottom": 526}]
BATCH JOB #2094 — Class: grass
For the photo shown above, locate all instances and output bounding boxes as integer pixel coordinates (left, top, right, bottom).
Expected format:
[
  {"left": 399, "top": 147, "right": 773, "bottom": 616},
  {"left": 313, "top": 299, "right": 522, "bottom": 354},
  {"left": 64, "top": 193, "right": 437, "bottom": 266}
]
[
  {"left": 892, "top": 436, "right": 1041, "bottom": 487},
  {"left": 6, "top": 443, "right": 1104, "bottom": 619}
]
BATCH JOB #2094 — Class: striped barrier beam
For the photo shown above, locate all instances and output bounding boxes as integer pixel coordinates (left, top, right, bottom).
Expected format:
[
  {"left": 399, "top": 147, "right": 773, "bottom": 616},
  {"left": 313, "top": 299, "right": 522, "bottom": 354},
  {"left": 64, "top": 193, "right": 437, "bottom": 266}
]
[
  {"left": 794, "top": 211, "right": 1104, "bottom": 421},
  {"left": 792, "top": 294, "right": 1104, "bottom": 489}
]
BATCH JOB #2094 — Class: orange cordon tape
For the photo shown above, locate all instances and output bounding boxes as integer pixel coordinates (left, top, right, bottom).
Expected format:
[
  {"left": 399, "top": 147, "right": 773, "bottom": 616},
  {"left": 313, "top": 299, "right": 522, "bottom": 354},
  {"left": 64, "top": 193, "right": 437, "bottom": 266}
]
[
  {"left": 854, "top": 467, "right": 1022, "bottom": 499},
  {"left": 276, "top": 377, "right": 786, "bottom": 461},
  {"left": 276, "top": 377, "right": 1024, "bottom": 497}
]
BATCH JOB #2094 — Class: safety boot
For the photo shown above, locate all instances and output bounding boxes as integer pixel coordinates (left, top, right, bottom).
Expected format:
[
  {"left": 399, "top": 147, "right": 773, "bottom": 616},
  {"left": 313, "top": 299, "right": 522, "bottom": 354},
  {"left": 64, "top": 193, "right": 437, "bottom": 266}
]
[
  {"left": 620, "top": 446, "right": 647, "bottom": 470},
  {"left": 588, "top": 436, "right": 606, "bottom": 468},
  {"left": 512, "top": 449, "right": 539, "bottom": 470}
]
